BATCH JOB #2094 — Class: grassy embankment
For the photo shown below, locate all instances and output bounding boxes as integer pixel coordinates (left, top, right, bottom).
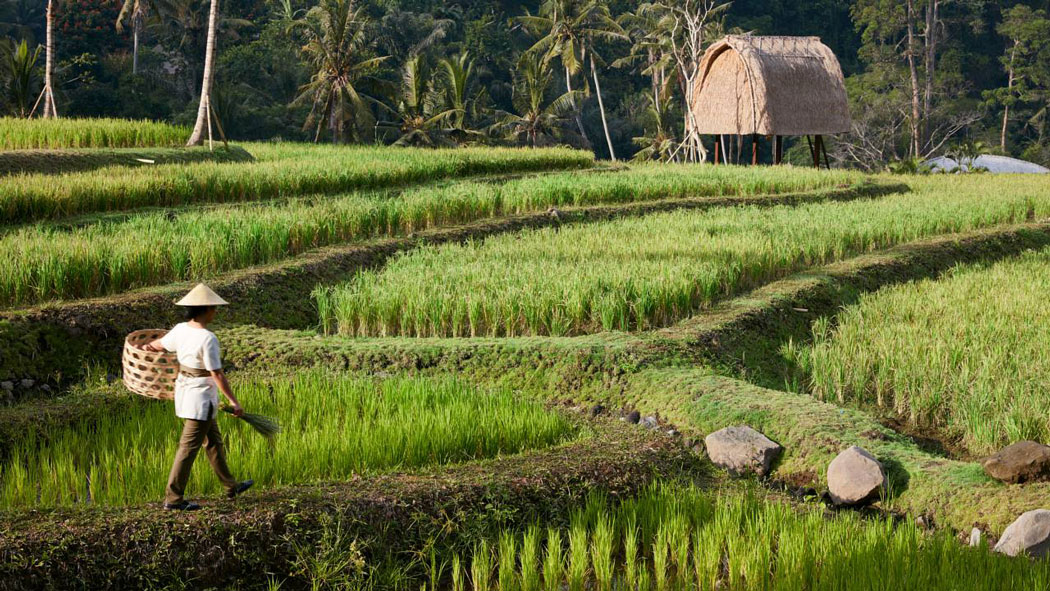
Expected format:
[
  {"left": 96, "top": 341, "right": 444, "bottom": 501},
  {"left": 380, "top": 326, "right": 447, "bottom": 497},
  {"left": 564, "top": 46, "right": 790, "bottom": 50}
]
[
  {"left": 315, "top": 174, "right": 1048, "bottom": 337},
  {"left": 0, "top": 145, "right": 254, "bottom": 176},
  {"left": 793, "top": 246, "right": 1050, "bottom": 456},
  {"left": 0, "top": 166, "right": 860, "bottom": 307},
  {"left": 0, "top": 371, "right": 576, "bottom": 508}
]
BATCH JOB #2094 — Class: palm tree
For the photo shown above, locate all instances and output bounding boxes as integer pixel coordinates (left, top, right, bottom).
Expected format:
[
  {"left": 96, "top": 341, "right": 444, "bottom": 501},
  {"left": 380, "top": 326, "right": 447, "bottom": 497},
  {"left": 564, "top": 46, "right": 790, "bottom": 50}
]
[
  {"left": 517, "top": 0, "right": 627, "bottom": 160},
  {"left": 34, "top": 0, "right": 55, "bottom": 117},
  {"left": 381, "top": 54, "right": 458, "bottom": 147},
  {"left": 2, "top": 38, "right": 41, "bottom": 117},
  {"left": 116, "top": 0, "right": 167, "bottom": 75},
  {"left": 631, "top": 83, "right": 677, "bottom": 162},
  {"left": 491, "top": 52, "right": 580, "bottom": 148},
  {"left": 292, "top": 0, "right": 387, "bottom": 143},
  {"left": 185, "top": 0, "right": 219, "bottom": 145},
  {"left": 439, "top": 51, "right": 478, "bottom": 133}
]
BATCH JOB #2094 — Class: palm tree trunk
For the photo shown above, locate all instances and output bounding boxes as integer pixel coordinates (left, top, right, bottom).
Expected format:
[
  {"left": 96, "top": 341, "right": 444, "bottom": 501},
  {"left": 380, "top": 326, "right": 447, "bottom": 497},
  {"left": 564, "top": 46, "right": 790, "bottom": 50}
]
[
  {"left": 1001, "top": 40, "right": 1018, "bottom": 152},
  {"left": 186, "top": 0, "right": 220, "bottom": 146},
  {"left": 42, "top": 0, "right": 56, "bottom": 118},
  {"left": 565, "top": 66, "right": 591, "bottom": 149},
  {"left": 132, "top": 20, "right": 140, "bottom": 75},
  {"left": 590, "top": 57, "right": 615, "bottom": 162},
  {"left": 906, "top": 0, "right": 921, "bottom": 158}
]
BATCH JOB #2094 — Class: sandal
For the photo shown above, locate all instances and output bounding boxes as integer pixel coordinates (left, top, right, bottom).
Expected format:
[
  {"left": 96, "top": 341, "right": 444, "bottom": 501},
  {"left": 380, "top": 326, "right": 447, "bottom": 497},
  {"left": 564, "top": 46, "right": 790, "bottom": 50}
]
[
  {"left": 227, "top": 479, "right": 254, "bottom": 499},
  {"left": 164, "top": 501, "right": 201, "bottom": 511}
]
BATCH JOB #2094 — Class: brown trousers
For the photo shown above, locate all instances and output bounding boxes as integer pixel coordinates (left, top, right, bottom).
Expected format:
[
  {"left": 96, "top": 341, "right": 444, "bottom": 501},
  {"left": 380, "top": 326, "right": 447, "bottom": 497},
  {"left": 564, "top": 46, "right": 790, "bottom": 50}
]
[{"left": 165, "top": 418, "right": 237, "bottom": 505}]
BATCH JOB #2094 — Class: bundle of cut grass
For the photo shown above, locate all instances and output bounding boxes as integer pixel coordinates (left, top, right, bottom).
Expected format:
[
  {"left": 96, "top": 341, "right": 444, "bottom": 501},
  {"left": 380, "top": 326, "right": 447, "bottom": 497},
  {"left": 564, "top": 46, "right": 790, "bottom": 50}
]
[{"left": 222, "top": 405, "right": 281, "bottom": 442}]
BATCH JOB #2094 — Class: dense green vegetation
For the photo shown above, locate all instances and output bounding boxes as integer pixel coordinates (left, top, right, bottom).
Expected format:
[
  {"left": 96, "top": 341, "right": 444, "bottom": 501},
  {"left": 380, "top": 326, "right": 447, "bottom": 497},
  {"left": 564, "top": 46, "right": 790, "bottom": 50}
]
[
  {"left": 0, "top": 372, "right": 576, "bottom": 508},
  {"left": 794, "top": 247, "right": 1050, "bottom": 456},
  {"left": 0, "top": 144, "right": 592, "bottom": 223},
  {"left": 315, "top": 175, "right": 1049, "bottom": 337},
  {"left": 443, "top": 484, "right": 1050, "bottom": 591},
  {"left": 0, "top": 164, "right": 860, "bottom": 307},
  {"left": 2, "top": 0, "right": 1047, "bottom": 168},
  {"left": 0, "top": 117, "right": 189, "bottom": 149}
]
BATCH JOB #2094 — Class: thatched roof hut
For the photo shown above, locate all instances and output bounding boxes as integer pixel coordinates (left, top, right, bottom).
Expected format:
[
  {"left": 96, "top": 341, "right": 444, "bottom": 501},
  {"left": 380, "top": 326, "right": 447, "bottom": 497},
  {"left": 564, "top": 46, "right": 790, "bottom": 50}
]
[{"left": 691, "top": 35, "right": 850, "bottom": 137}]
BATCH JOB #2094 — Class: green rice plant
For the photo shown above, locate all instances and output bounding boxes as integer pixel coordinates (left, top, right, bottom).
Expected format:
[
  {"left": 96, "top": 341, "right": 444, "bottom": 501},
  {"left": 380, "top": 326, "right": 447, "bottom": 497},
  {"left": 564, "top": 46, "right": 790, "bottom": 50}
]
[
  {"left": 452, "top": 555, "right": 464, "bottom": 591},
  {"left": 519, "top": 527, "right": 541, "bottom": 591},
  {"left": 0, "top": 144, "right": 593, "bottom": 223},
  {"left": 567, "top": 520, "right": 589, "bottom": 591},
  {"left": 0, "top": 117, "right": 189, "bottom": 149},
  {"left": 651, "top": 525, "right": 670, "bottom": 591},
  {"left": 471, "top": 541, "right": 492, "bottom": 591},
  {"left": 0, "top": 166, "right": 857, "bottom": 308},
  {"left": 590, "top": 515, "right": 615, "bottom": 590},
  {"left": 474, "top": 483, "right": 1050, "bottom": 591},
  {"left": 498, "top": 532, "right": 519, "bottom": 591},
  {"left": 318, "top": 174, "right": 1050, "bottom": 337},
  {"left": 795, "top": 246, "right": 1050, "bottom": 455},
  {"left": 541, "top": 529, "right": 563, "bottom": 591},
  {"left": 622, "top": 518, "right": 639, "bottom": 590},
  {"left": 0, "top": 372, "right": 575, "bottom": 508}
]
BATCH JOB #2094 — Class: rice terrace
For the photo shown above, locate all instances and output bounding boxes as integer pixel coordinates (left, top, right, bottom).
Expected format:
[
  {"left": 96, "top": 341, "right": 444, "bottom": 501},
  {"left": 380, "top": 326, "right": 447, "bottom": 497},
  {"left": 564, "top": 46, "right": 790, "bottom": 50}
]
[{"left": 5, "top": 0, "right": 1050, "bottom": 589}]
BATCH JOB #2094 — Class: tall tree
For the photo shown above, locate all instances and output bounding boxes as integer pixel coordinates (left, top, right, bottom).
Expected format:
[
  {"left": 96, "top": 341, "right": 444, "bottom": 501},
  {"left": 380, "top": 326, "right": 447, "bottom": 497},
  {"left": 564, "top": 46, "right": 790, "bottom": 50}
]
[
  {"left": 34, "top": 0, "right": 55, "bottom": 117},
  {"left": 185, "top": 0, "right": 219, "bottom": 144},
  {"left": 292, "top": 0, "right": 388, "bottom": 143},
  {"left": 116, "top": 0, "right": 165, "bottom": 75},
  {"left": 492, "top": 51, "right": 581, "bottom": 147},
  {"left": 992, "top": 4, "right": 1050, "bottom": 152},
  {"left": 517, "top": 0, "right": 627, "bottom": 160}
]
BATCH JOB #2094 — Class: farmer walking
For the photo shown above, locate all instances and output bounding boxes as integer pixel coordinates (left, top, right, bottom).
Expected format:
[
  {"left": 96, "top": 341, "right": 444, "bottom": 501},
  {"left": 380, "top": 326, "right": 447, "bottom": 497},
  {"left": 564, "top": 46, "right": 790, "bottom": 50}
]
[{"left": 144, "top": 283, "right": 253, "bottom": 511}]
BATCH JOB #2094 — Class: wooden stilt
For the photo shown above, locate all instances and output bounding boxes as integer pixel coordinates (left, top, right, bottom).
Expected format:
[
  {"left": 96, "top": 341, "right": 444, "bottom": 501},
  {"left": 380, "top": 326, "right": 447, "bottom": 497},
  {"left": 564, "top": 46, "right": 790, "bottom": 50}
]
[
  {"left": 807, "top": 136, "right": 818, "bottom": 167},
  {"left": 774, "top": 135, "right": 783, "bottom": 165},
  {"left": 713, "top": 137, "right": 720, "bottom": 165},
  {"left": 819, "top": 135, "right": 830, "bottom": 169},
  {"left": 752, "top": 134, "right": 759, "bottom": 165}
]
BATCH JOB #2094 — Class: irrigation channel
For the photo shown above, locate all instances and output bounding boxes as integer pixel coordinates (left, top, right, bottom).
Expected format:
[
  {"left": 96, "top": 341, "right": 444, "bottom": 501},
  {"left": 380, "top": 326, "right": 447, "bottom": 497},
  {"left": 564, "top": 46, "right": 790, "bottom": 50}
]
[{"left": 2, "top": 137, "right": 1050, "bottom": 590}]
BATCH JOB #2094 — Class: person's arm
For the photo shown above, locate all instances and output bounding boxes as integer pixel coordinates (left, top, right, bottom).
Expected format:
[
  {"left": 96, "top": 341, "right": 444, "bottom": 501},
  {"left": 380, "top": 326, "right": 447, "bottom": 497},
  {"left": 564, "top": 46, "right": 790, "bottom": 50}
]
[
  {"left": 143, "top": 339, "right": 166, "bottom": 352},
  {"left": 210, "top": 369, "right": 243, "bottom": 417}
]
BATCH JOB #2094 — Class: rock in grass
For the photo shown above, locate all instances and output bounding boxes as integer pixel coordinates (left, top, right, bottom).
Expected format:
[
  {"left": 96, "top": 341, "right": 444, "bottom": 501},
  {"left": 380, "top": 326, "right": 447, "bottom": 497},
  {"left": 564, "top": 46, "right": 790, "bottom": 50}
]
[
  {"left": 994, "top": 510, "right": 1050, "bottom": 558},
  {"left": 969, "top": 528, "right": 983, "bottom": 548},
  {"left": 625, "top": 410, "right": 641, "bottom": 424},
  {"left": 704, "top": 425, "right": 782, "bottom": 477},
  {"left": 827, "top": 446, "right": 886, "bottom": 506},
  {"left": 0, "top": 381, "right": 12, "bottom": 392},
  {"left": 982, "top": 441, "right": 1050, "bottom": 484},
  {"left": 640, "top": 416, "right": 659, "bottom": 430}
]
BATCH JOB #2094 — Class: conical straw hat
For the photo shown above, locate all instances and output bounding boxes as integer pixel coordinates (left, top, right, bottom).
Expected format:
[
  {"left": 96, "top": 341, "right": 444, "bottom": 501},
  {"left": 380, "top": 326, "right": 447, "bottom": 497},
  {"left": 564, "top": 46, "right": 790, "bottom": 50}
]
[{"left": 175, "top": 283, "right": 229, "bottom": 306}]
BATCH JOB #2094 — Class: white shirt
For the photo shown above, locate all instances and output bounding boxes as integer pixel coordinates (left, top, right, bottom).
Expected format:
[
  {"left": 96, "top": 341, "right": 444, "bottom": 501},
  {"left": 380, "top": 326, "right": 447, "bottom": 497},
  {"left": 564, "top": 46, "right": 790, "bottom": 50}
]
[{"left": 160, "top": 323, "right": 223, "bottom": 421}]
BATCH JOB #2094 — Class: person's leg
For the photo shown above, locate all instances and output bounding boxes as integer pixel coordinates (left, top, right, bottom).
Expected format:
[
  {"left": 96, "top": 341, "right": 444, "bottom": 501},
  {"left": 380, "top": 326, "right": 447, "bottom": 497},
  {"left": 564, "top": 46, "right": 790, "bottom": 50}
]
[
  {"left": 165, "top": 419, "right": 208, "bottom": 505},
  {"left": 204, "top": 419, "right": 238, "bottom": 495}
]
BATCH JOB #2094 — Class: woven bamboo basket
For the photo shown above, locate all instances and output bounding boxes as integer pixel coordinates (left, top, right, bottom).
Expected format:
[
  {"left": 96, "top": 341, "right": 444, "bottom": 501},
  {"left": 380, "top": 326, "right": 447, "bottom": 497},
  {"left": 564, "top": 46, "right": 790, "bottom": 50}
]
[{"left": 122, "top": 329, "right": 177, "bottom": 400}]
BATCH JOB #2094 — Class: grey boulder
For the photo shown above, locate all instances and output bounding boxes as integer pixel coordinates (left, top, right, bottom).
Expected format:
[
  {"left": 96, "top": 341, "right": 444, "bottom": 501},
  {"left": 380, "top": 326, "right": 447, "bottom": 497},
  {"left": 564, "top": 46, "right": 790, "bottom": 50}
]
[
  {"left": 704, "top": 425, "right": 782, "bottom": 477},
  {"left": 994, "top": 510, "right": 1050, "bottom": 559},
  {"left": 827, "top": 446, "right": 886, "bottom": 506}
]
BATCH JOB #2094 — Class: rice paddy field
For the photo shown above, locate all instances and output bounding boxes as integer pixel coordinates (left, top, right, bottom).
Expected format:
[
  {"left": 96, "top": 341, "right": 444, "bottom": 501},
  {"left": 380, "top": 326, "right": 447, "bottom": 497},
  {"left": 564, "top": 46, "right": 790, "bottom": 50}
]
[
  {"left": 443, "top": 485, "right": 1050, "bottom": 591},
  {"left": 0, "top": 372, "right": 575, "bottom": 508},
  {"left": 5, "top": 121, "right": 1050, "bottom": 588},
  {"left": 315, "top": 176, "right": 1049, "bottom": 337},
  {"left": 0, "top": 117, "right": 190, "bottom": 149},
  {"left": 0, "top": 165, "right": 860, "bottom": 307},
  {"left": 794, "top": 247, "right": 1050, "bottom": 456}
]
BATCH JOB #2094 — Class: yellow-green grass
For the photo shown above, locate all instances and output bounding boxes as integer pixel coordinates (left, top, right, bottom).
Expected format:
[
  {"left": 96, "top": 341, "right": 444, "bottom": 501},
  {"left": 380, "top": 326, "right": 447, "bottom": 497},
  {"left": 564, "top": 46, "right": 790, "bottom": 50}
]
[
  {"left": 793, "top": 247, "right": 1050, "bottom": 456},
  {"left": 0, "top": 372, "right": 576, "bottom": 508},
  {"left": 0, "top": 166, "right": 857, "bottom": 307},
  {"left": 315, "top": 175, "right": 1050, "bottom": 337},
  {"left": 0, "top": 145, "right": 593, "bottom": 223},
  {"left": 0, "top": 117, "right": 188, "bottom": 149},
  {"left": 447, "top": 484, "right": 1049, "bottom": 591}
]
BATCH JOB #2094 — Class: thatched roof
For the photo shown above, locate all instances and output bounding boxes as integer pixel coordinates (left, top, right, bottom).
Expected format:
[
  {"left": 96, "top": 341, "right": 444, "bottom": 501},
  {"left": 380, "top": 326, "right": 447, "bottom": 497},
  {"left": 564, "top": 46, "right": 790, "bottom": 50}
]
[{"left": 691, "top": 35, "right": 850, "bottom": 136}]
